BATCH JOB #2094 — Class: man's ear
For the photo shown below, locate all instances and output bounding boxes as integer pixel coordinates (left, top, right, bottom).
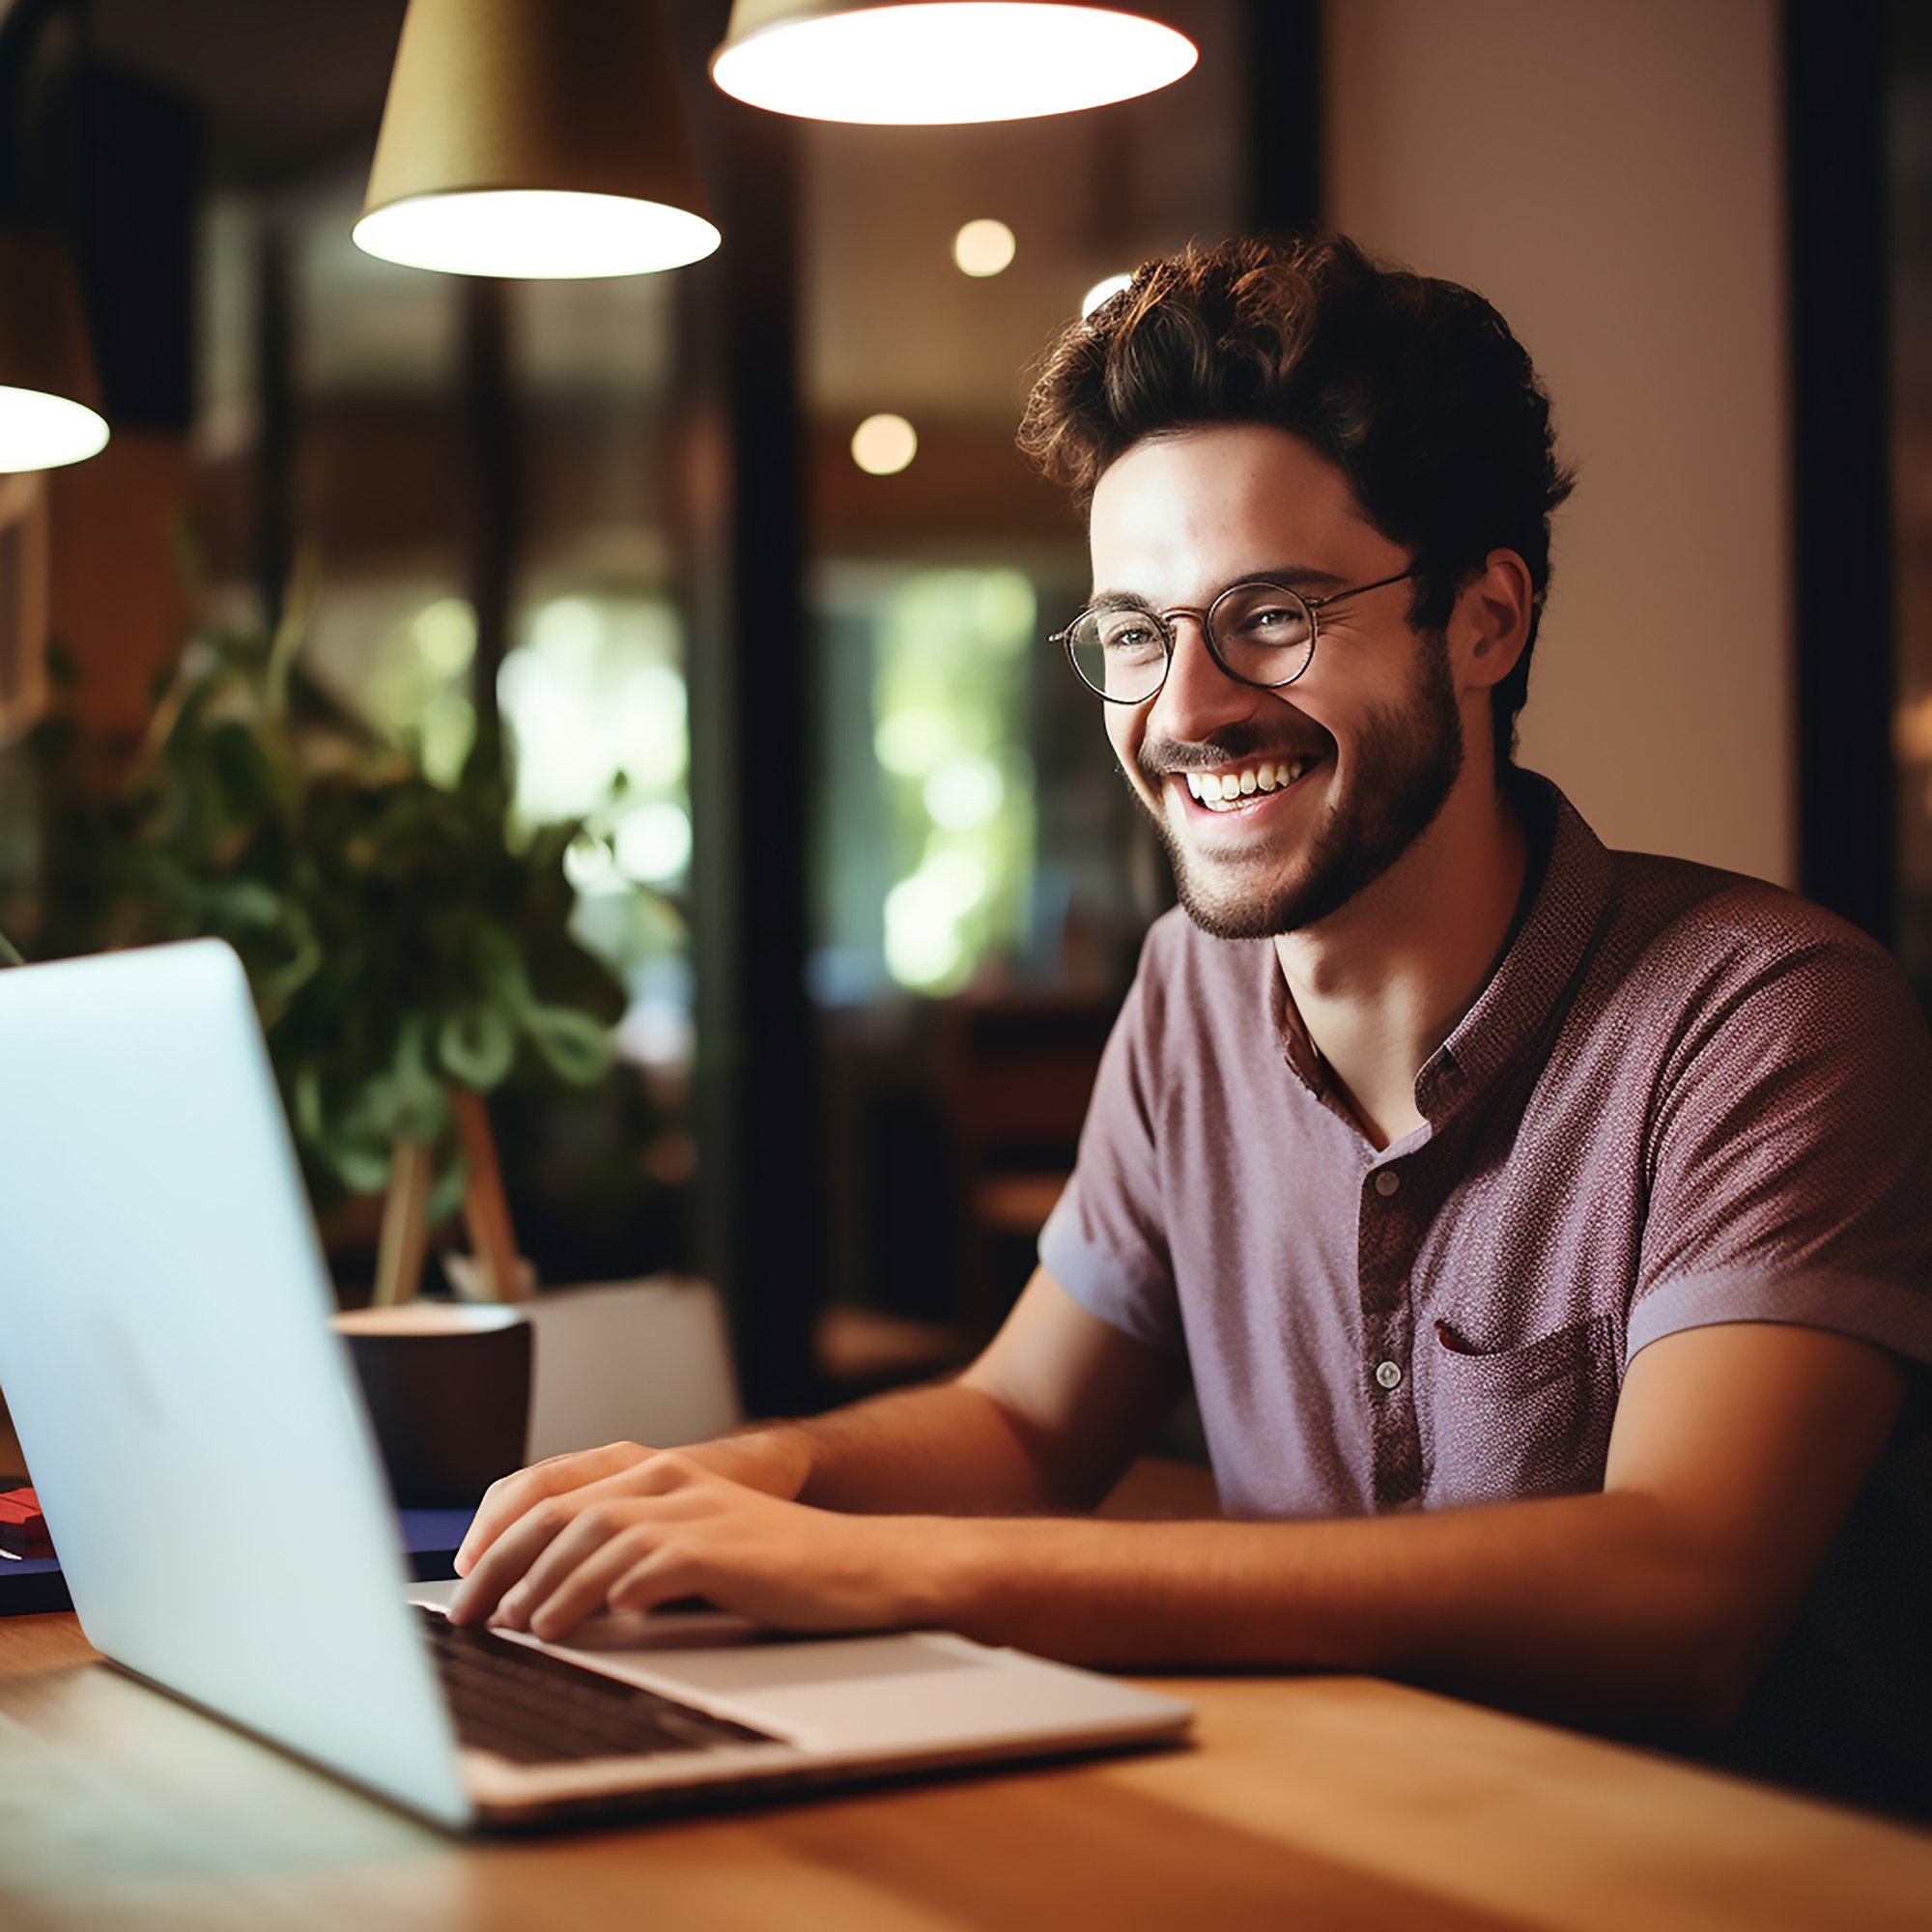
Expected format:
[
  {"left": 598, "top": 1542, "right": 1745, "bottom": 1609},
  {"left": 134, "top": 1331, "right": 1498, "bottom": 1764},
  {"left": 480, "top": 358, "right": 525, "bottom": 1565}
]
[{"left": 1451, "top": 549, "right": 1535, "bottom": 692}]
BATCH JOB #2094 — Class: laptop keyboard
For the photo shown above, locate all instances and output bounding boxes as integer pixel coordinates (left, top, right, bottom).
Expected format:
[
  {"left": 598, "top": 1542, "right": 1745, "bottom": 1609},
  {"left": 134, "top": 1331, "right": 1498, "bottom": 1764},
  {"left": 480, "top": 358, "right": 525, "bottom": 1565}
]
[{"left": 416, "top": 1605, "right": 781, "bottom": 1766}]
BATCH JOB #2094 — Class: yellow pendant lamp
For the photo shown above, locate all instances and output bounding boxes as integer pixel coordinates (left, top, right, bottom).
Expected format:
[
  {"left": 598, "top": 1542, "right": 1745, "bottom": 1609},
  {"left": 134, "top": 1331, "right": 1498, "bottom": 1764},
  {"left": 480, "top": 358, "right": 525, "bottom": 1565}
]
[
  {"left": 710, "top": 0, "right": 1198, "bottom": 125},
  {"left": 355, "top": 0, "right": 720, "bottom": 279},
  {"left": 0, "top": 226, "right": 108, "bottom": 472}
]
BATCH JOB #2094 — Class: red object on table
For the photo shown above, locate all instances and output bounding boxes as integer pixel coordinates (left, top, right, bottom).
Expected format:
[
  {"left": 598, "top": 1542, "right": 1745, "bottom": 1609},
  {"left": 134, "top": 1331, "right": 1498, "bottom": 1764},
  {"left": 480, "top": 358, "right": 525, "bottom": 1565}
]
[{"left": 0, "top": 1487, "right": 50, "bottom": 1550}]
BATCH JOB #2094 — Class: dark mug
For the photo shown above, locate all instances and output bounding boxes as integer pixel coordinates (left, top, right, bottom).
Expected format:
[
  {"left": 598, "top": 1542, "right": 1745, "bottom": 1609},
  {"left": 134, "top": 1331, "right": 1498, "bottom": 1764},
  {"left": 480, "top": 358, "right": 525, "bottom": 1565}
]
[{"left": 332, "top": 1304, "right": 532, "bottom": 1507}]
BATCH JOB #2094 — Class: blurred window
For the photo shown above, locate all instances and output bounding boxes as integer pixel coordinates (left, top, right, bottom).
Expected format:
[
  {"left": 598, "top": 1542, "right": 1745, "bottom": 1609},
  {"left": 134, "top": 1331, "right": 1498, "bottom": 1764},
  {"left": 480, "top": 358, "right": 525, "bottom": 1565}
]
[
  {"left": 813, "top": 563, "right": 1037, "bottom": 1003},
  {"left": 502, "top": 591, "right": 694, "bottom": 1071}
]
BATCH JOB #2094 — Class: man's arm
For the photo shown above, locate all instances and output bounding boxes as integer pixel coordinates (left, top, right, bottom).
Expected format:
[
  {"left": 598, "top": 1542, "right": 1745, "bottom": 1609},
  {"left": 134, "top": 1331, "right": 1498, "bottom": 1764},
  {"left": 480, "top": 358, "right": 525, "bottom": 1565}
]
[
  {"left": 452, "top": 1268, "right": 1185, "bottom": 1558},
  {"left": 926, "top": 1320, "right": 1907, "bottom": 1730},
  {"left": 452, "top": 1313, "right": 1904, "bottom": 1735}
]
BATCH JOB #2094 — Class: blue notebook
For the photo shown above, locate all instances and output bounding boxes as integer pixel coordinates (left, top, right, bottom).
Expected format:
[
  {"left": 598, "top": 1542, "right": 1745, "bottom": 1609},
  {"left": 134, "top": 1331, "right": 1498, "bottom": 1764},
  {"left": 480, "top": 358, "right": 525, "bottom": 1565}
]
[{"left": 0, "top": 1479, "right": 475, "bottom": 1617}]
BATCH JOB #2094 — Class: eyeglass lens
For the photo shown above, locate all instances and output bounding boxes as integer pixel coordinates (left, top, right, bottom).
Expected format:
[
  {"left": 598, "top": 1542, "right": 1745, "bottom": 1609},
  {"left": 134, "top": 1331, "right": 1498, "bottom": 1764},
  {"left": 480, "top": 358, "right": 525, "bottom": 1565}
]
[{"left": 1065, "top": 582, "right": 1316, "bottom": 702}]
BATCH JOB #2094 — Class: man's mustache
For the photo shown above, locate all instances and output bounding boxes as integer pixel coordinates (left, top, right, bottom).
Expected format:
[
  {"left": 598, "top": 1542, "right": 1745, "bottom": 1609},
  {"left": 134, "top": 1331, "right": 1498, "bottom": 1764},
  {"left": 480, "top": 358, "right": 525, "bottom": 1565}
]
[{"left": 1136, "top": 725, "right": 1333, "bottom": 784}]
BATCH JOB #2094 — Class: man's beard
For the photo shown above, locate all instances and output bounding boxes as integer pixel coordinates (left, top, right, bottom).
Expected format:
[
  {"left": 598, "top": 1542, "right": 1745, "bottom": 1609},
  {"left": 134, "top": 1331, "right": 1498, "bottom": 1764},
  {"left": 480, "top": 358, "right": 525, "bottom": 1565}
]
[{"left": 1137, "top": 637, "right": 1464, "bottom": 940}]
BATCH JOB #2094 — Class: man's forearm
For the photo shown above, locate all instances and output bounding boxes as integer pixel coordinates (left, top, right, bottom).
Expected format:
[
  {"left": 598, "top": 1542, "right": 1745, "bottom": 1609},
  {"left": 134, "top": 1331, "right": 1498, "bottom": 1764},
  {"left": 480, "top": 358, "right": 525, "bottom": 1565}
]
[
  {"left": 916, "top": 1489, "right": 1757, "bottom": 1734},
  {"left": 719, "top": 1379, "right": 1069, "bottom": 1516}
]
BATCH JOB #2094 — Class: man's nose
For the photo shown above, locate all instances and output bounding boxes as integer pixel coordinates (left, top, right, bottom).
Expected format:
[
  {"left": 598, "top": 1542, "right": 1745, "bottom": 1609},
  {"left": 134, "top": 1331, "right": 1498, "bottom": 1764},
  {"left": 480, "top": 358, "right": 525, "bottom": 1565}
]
[{"left": 1145, "top": 614, "right": 1255, "bottom": 743}]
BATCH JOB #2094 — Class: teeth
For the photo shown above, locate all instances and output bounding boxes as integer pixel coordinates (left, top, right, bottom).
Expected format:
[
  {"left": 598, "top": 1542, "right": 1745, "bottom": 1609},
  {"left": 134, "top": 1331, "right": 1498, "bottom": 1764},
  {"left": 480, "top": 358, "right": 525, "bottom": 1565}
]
[{"left": 1182, "top": 757, "right": 1314, "bottom": 810}]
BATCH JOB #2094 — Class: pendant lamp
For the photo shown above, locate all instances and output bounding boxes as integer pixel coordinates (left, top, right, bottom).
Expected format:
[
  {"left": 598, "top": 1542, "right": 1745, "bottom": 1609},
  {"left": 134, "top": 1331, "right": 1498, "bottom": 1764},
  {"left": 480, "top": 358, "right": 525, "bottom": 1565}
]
[
  {"left": 355, "top": 0, "right": 721, "bottom": 279},
  {"left": 710, "top": 0, "right": 1197, "bottom": 125},
  {"left": 0, "top": 226, "right": 108, "bottom": 472}
]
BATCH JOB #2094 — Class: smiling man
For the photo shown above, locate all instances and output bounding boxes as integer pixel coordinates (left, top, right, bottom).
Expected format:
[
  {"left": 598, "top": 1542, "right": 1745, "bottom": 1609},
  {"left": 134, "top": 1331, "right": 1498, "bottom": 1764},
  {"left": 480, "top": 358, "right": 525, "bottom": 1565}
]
[{"left": 451, "top": 235, "right": 1932, "bottom": 1809}]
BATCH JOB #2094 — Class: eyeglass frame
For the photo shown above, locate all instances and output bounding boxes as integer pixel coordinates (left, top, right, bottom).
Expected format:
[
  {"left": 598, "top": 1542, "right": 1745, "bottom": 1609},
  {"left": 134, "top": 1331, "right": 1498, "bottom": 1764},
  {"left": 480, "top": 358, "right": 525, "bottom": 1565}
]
[{"left": 1052, "top": 567, "right": 1417, "bottom": 705}]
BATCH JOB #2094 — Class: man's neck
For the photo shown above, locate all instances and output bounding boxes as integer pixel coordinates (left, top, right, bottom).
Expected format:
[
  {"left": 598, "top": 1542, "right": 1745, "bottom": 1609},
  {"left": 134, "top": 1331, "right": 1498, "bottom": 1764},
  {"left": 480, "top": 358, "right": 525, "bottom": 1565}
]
[{"left": 1273, "top": 772, "right": 1530, "bottom": 1151}]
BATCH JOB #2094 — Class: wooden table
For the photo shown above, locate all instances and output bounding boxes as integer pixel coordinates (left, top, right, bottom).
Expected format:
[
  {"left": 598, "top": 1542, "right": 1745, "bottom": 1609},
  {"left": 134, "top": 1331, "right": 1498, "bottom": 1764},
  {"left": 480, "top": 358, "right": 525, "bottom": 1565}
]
[{"left": 3, "top": 1606, "right": 1929, "bottom": 1932}]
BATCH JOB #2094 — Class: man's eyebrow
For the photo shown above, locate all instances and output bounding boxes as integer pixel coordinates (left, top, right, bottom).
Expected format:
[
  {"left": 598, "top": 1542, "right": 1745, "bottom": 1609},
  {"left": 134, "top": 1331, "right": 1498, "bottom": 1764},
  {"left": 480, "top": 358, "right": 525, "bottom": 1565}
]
[{"left": 1087, "top": 564, "right": 1350, "bottom": 604}]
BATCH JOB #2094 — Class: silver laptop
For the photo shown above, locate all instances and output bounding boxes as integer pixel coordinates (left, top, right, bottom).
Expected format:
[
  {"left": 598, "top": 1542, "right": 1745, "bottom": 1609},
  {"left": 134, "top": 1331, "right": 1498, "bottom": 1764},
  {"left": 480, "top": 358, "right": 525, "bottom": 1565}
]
[{"left": 0, "top": 940, "right": 1190, "bottom": 1830}]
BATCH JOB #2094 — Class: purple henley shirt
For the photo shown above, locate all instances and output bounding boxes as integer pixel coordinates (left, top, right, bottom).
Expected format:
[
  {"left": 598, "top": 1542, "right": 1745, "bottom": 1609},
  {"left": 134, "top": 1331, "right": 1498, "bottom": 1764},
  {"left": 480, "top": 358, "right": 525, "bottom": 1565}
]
[
  {"left": 1043, "top": 775, "right": 1932, "bottom": 1509},
  {"left": 1039, "top": 775, "right": 1932, "bottom": 1808}
]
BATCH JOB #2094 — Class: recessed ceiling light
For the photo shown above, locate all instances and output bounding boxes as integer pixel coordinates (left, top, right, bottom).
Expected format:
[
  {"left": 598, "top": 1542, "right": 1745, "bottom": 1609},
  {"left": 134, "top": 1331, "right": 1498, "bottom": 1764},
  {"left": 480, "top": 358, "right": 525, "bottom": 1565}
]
[
  {"left": 1081, "top": 272, "right": 1135, "bottom": 317},
  {"left": 953, "top": 219, "right": 1017, "bottom": 277},
  {"left": 852, "top": 413, "right": 919, "bottom": 475}
]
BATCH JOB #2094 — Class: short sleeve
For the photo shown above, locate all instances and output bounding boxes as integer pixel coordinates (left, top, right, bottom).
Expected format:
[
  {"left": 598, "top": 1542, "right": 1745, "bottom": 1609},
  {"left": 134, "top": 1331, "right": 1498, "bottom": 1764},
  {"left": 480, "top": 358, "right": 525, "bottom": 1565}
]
[
  {"left": 1037, "top": 935, "right": 1185, "bottom": 1354},
  {"left": 1629, "top": 933, "right": 1932, "bottom": 1367}
]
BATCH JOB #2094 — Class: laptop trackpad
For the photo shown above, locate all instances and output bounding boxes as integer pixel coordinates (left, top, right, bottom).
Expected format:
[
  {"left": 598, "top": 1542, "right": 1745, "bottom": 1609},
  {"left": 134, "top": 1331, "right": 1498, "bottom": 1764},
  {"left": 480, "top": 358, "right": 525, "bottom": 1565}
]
[{"left": 612, "top": 1635, "right": 979, "bottom": 1692}]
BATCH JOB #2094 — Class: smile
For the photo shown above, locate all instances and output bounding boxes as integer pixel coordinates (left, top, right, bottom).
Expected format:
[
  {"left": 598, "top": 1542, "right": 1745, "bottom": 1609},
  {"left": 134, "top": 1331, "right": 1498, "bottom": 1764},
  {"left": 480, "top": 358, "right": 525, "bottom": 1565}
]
[{"left": 1180, "top": 757, "right": 1316, "bottom": 812}]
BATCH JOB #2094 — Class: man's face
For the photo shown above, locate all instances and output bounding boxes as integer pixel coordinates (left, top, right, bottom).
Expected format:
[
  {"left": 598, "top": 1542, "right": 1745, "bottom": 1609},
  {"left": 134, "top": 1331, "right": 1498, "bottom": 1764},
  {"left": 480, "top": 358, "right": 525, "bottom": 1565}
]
[{"left": 1088, "top": 423, "right": 1466, "bottom": 940}]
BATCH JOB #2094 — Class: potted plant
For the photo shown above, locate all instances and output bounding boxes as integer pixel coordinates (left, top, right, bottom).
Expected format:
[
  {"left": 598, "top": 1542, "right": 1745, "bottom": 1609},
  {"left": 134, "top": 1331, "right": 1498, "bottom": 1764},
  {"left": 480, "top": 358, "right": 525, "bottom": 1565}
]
[{"left": 19, "top": 570, "right": 629, "bottom": 1306}]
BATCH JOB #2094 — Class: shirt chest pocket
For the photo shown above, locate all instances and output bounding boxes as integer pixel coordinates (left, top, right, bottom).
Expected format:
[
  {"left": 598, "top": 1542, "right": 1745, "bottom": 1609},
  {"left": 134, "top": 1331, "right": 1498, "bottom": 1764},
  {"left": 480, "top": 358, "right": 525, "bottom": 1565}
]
[{"left": 1421, "top": 1312, "right": 1621, "bottom": 1508}]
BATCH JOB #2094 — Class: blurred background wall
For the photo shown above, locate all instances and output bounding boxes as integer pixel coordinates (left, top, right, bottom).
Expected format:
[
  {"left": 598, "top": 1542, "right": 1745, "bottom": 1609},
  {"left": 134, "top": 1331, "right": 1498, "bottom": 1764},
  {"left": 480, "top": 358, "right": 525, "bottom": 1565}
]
[{"left": 1328, "top": 0, "right": 1792, "bottom": 885}]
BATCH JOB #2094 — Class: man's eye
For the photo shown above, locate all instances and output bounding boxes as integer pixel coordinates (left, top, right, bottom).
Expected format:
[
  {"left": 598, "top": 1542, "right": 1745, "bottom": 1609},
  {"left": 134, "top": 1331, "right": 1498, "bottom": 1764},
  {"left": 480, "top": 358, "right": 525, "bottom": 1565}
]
[
  {"left": 1225, "top": 602, "right": 1308, "bottom": 646},
  {"left": 1236, "top": 604, "right": 1299, "bottom": 636},
  {"left": 1100, "top": 619, "right": 1161, "bottom": 657}
]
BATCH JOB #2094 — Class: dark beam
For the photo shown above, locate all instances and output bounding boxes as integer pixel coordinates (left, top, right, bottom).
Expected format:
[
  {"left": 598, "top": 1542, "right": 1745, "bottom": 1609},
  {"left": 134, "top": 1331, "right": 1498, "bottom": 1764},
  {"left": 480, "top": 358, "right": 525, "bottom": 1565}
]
[
  {"left": 460, "top": 277, "right": 517, "bottom": 759},
  {"left": 1785, "top": 0, "right": 1896, "bottom": 944},
  {"left": 676, "top": 3, "right": 826, "bottom": 1417},
  {"left": 252, "top": 213, "right": 295, "bottom": 639},
  {"left": 1244, "top": 0, "right": 1321, "bottom": 235}
]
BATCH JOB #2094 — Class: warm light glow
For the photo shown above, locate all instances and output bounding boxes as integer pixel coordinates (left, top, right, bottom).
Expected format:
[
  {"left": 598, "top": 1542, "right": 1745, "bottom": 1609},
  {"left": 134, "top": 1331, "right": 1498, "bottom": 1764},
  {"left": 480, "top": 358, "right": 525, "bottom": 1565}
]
[
  {"left": 712, "top": 3, "right": 1198, "bottom": 126},
  {"left": 953, "top": 218, "right": 1016, "bottom": 276},
  {"left": 0, "top": 384, "right": 108, "bottom": 472},
  {"left": 1081, "top": 271, "right": 1134, "bottom": 317},
  {"left": 852, "top": 413, "right": 918, "bottom": 475},
  {"left": 353, "top": 189, "right": 722, "bottom": 279}
]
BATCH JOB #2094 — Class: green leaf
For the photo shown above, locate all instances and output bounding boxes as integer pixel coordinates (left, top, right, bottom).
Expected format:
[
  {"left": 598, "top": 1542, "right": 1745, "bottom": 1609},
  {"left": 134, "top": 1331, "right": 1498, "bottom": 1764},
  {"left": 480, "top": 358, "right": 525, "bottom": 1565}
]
[
  {"left": 437, "top": 1006, "right": 517, "bottom": 1090},
  {"left": 521, "top": 1003, "right": 612, "bottom": 1086},
  {"left": 292, "top": 1061, "right": 325, "bottom": 1144}
]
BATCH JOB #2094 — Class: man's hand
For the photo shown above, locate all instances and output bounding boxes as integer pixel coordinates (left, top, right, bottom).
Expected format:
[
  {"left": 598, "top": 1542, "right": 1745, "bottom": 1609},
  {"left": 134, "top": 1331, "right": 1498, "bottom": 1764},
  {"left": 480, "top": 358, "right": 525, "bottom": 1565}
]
[
  {"left": 459, "top": 1430, "right": 814, "bottom": 1574},
  {"left": 448, "top": 1442, "right": 932, "bottom": 1640}
]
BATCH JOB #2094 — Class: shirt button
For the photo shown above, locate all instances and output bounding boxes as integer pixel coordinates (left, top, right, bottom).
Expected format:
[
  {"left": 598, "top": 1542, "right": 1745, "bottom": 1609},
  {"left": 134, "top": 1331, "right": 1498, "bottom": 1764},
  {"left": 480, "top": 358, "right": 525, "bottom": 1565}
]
[
  {"left": 1374, "top": 1169, "right": 1401, "bottom": 1198},
  {"left": 1375, "top": 1360, "right": 1403, "bottom": 1391}
]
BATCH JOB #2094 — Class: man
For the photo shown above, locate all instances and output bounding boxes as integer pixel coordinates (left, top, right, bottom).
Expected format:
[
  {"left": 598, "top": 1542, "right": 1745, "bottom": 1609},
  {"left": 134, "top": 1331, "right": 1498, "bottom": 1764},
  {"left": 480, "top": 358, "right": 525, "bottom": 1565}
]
[{"left": 450, "top": 235, "right": 1931, "bottom": 1804}]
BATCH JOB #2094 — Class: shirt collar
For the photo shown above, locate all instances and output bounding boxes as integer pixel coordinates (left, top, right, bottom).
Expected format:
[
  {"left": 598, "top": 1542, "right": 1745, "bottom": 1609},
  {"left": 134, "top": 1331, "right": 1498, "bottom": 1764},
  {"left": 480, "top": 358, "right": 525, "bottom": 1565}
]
[
  {"left": 1265, "top": 772, "right": 1616, "bottom": 1120},
  {"left": 1414, "top": 773, "right": 1615, "bottom": 1117}
]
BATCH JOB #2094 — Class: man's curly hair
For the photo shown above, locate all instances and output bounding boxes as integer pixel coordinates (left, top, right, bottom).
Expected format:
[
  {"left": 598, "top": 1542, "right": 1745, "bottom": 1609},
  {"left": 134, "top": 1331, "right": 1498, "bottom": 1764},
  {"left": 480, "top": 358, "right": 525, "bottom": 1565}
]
[{"left": 1017, "top": 233, "right": 1575, "bottom": 763}]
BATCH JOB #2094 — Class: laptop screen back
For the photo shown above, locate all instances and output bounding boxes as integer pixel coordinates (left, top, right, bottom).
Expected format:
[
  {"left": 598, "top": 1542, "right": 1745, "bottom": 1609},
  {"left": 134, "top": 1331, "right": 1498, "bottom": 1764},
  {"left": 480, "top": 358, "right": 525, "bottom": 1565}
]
[{"left": 0, "top": 941, "right": 469, "bottom": 1827}]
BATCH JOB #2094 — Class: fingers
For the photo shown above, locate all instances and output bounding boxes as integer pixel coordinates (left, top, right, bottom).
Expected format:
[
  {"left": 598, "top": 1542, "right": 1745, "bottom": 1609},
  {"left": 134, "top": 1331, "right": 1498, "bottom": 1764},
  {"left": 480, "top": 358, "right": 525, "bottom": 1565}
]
[
  {"left": 608, "top": 1546, "right": 711, "bottom": 1620},
  {"left": 448, "top": 1452, "right": 712, "bottom": 1625},
  {"left": 475, "top": 1485, "right": 713, "bottom": 1638},
  {"left": 454, "top": 1440, "right": 657, "bottom": 1577},
  {"left": 506, "top": 1514, "right": 669, "bottom": 1640},
  {"left": 447, "top": 1492, "right": 580, "bottom": 1624}
]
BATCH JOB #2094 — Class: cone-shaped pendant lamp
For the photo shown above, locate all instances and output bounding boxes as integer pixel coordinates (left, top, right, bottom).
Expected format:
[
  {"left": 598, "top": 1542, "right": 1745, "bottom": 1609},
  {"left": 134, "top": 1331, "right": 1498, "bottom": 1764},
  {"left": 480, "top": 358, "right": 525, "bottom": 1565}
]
[
  {"left": 355, "top": 0, "right": 721, "bottom": 279},
  {"left": 0, "top": 226, "right": 108, "bottom": 471},
  {"left": 711, "top": 0, "right": 1197, "bottom": 125}
]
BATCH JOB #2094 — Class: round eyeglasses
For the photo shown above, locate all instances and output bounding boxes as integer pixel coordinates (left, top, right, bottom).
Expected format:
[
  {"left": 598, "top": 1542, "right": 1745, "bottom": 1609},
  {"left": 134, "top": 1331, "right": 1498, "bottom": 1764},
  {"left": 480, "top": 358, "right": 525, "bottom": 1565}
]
[{"left": 1054, "top": 569, "right": 1415, "bottom": 705}]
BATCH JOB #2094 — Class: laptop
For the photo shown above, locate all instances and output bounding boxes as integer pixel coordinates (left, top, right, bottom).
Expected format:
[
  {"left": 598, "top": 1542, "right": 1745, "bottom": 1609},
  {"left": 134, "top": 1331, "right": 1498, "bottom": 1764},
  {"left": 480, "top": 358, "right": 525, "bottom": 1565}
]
[{"left": 0, "top": 940, "right": 1191, "bottom": 1830}]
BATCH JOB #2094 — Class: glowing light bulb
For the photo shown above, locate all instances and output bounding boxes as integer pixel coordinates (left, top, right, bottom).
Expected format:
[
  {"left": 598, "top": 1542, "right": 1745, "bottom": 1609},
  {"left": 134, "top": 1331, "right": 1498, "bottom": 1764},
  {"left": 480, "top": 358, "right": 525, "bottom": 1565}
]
[
  {"left": 354, "top": 190, "right": 720, "bottom": 279},
  {"left": 712, "top": 4, "right": 1198, "bottom": 127},
  {"left": 0, "top": 385, "right": 108, "bottom": 471}
]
